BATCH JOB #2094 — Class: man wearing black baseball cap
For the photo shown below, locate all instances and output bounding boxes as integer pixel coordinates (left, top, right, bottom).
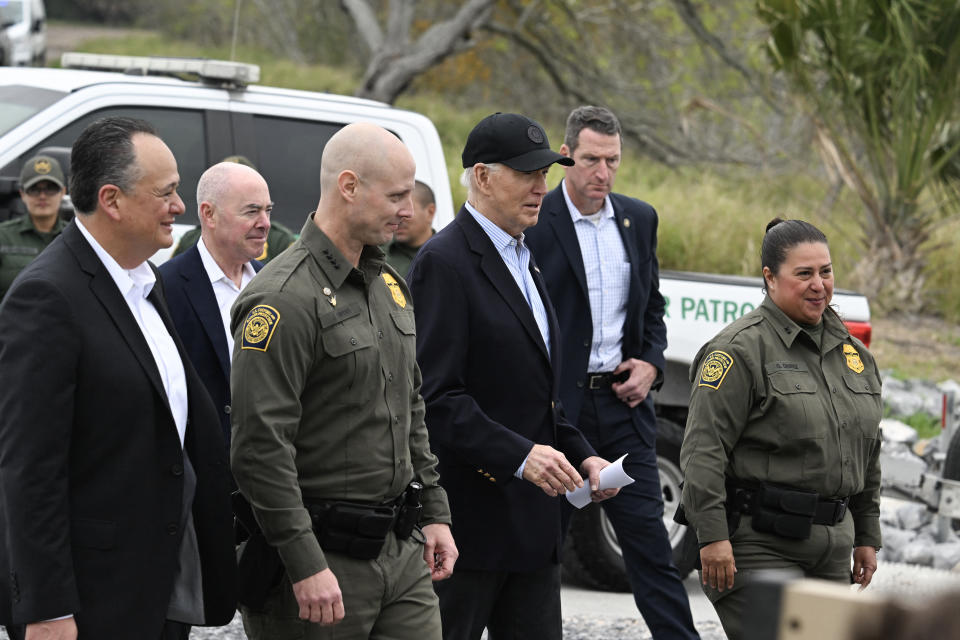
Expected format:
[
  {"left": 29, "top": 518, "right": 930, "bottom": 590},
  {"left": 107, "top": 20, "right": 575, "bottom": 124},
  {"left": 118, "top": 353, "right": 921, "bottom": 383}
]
[
  {"left": 0, "top": 155, "right": 68, "bottom": 299},
  {"left": 407, "top": 113, "right": 619, "bottom": 639}
]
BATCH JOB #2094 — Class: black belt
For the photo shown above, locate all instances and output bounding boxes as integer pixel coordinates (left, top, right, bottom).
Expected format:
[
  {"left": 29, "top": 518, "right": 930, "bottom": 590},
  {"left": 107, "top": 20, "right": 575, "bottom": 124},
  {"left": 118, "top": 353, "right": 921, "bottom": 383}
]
[
  {"left": 732, "top": 483, "right": 849, "bottom": 526},
  {"left": 586, "top": 371, "right": 621, "bottom": 390}
]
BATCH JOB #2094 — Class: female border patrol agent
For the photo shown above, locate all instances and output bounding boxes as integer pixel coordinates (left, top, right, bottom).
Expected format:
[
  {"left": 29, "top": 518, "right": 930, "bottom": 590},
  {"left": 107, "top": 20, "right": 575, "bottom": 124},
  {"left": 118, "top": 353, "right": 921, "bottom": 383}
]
[{"left": 679, "top": 218, "right": 882, "bottom": 640}]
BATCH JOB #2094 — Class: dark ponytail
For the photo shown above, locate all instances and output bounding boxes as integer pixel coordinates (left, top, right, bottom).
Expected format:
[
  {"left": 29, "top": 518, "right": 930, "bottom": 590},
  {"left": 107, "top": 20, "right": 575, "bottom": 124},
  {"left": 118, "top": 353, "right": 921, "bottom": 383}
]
[{"left": 761, "top": 218, "right": 828, "bottom": 277}]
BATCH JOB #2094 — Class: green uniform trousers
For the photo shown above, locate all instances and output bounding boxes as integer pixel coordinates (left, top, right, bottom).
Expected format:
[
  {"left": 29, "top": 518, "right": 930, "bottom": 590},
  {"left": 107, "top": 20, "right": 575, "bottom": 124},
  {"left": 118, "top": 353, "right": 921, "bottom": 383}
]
[
  {"left": 702, "top": 511, "right": 854, "bottom": 640},
  {"left": 240, "top": 531, "right": 441, "bottom": 639}
]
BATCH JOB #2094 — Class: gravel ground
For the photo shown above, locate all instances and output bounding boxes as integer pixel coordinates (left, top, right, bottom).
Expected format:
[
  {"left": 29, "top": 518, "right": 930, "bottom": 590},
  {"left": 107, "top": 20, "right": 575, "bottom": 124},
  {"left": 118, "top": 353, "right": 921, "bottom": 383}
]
[{"left": 7, "top": 558, "right": 955, "bottom": 640}]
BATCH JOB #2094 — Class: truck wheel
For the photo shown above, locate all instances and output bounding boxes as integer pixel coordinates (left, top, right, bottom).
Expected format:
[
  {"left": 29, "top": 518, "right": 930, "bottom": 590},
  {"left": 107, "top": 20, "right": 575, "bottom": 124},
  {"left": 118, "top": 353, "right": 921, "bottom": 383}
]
[{"left": 561, "top": 417, "right": 699, "bottom": 590}]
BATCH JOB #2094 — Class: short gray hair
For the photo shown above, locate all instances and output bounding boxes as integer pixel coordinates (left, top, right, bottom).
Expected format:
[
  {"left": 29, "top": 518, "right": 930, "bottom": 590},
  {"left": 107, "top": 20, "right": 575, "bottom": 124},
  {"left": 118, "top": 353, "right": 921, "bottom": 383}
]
[
  {"left": 564, "top": 106, "right": 622, "bottom": 153},
  {"left": 460, "top": 162, "right": 503, "bottom": 197}
]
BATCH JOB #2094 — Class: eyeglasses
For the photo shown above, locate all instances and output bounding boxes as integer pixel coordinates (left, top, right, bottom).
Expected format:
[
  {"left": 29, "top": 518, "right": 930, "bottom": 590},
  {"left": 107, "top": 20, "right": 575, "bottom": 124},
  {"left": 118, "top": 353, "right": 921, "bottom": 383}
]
[{"left": 25, "top": 183, "right": 63, "bottom": 197}]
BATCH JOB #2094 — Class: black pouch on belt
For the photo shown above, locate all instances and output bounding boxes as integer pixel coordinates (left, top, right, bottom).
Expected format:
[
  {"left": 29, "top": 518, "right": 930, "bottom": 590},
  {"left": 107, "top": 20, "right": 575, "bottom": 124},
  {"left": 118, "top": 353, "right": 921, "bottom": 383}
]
[
  {"left": 310, "top": 501, "right": 396, "bottom": 560},
  {"left": 232, "top": 491, "right": 285, "bottom": 610},
  {"left": 749, "top": 484, "right": 818, "bottom": 539}
]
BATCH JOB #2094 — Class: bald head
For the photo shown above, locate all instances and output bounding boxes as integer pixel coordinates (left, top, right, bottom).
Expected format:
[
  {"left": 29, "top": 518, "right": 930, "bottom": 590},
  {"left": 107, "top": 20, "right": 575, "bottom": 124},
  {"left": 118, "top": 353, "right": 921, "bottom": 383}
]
[
  {"left": 313, "top": 122, "right": 417, "bottom": 263},
  {"left": 197, "top": 162, "right": 272, "bottom": 272},
  {"left": 197, "top": 162, "right": 267, "bottom": 218},
  {"left": 319, "top": 122, "right": 413, "bottom": 196}
]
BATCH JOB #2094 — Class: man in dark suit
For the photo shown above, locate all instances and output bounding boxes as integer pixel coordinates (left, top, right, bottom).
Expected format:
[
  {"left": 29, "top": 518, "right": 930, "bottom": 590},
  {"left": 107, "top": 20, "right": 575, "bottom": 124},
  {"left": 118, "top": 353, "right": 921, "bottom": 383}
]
[
  {"left": 160, "top": 161, "right": 271, "bottom": 445},
  {"left": 524, "top": 106, "right": 698, "bottom": 639},
  {"left": 408, "top": 112, "right": 618, "bottom": 640},
  {"left": 0, "top": 117, "right": 236, "bottom": 640}
]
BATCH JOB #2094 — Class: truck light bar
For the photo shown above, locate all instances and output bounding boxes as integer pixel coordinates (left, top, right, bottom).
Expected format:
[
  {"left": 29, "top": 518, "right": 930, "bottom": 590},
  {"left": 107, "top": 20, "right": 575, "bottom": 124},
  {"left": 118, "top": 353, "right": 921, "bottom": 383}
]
[{"left": 60, "top": 52, "right": 261, "bottom": 87}]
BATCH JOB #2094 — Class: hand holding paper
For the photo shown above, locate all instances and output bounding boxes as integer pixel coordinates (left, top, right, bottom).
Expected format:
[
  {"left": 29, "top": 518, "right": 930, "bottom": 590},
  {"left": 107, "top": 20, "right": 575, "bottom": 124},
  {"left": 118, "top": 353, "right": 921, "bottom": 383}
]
[{"left": 566, "top": 453, "right": 634, "bottom": 509}]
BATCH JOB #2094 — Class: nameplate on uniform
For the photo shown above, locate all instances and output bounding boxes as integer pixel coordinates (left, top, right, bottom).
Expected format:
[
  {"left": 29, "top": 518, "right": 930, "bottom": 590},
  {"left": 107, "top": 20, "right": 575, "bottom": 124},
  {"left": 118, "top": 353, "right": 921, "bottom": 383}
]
[
  {"left": 241, "top": 305, "right": 280, "bottom": 351},
  {"left": 698, "top": 350, "right": 734, "bottom": 389}
]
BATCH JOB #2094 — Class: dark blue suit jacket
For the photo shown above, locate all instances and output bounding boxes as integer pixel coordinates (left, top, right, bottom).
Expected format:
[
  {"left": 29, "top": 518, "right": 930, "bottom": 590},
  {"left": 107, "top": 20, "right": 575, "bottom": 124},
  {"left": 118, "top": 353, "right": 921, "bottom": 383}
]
[
  {"left": 524, "top": 184, "right": 667, "bottom": 427},
  {"left": 408, "top": 207, "right": 595, "bottom": 572},
  {"left": 159, "top": 245, "right": 262, "bottom": 444}
]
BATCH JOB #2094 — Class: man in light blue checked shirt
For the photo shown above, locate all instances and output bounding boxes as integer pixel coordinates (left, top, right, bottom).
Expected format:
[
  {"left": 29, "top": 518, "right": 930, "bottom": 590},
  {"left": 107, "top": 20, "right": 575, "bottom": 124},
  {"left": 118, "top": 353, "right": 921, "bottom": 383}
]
[{"left": 526, "top": 106, "right": 699, "bottom": 639}]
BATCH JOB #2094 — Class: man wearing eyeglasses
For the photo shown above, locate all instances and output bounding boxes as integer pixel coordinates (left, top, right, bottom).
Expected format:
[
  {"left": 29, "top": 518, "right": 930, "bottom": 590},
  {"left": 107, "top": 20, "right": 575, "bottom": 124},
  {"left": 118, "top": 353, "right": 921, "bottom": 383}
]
[{"left": 0, "top": 155, "right": 68, "bottom": 299}]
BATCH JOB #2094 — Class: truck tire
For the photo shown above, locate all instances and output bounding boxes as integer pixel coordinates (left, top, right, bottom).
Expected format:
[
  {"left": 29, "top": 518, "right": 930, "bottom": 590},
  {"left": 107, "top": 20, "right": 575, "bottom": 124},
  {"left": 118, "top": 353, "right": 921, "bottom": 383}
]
[{"left": 561, "top": 417, "right": 699, "bottom": 591}]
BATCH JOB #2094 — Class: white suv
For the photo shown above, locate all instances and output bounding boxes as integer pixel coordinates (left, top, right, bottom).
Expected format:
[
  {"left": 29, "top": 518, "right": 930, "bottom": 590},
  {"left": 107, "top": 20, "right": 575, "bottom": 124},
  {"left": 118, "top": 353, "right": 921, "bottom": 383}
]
[{"left": 0, "top": 53, "right": 454, "bottom": 260}]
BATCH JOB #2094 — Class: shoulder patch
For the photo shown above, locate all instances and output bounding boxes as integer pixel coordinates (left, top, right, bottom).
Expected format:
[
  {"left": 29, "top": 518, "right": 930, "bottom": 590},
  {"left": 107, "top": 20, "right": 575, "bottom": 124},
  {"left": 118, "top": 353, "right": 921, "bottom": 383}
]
[
  {"left": 241, "top": 305, "right": 280, "bottom": 351},
  {"left": 382, "top": 272, "right": 407, "bottom": 308},
  {"left": 843, "top": 343, "right": 864, "bottom": 374},
  {"left": 698, "top": 350, "right": 734, "bottom": 389}
]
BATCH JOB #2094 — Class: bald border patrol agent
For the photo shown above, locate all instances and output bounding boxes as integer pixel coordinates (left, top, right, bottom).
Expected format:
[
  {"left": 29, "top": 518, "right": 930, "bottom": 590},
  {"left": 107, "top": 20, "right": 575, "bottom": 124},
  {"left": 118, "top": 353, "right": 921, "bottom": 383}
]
[
  {"left": 230, "top": 122, "right": 456, "bottom": 640},
  {"left": 0, "top": 155, "right": 68, "bottom": 299}
]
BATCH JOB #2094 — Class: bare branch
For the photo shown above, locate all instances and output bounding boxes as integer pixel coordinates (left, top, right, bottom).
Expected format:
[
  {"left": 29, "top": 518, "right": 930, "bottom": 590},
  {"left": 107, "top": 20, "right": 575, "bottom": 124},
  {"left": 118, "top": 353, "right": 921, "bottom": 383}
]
[
  {"left": 340, "top": 0, "right": 383, "bottom": 53},
  {"left": 669, "top": 0, "right": 782, "bottom": 114}
]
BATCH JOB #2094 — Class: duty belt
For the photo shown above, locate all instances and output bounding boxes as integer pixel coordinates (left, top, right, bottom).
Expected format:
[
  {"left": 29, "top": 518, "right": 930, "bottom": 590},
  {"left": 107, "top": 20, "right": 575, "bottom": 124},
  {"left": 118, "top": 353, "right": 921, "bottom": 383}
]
[{"left": 732, "top": 484, "right": 848, "bottom": 526}]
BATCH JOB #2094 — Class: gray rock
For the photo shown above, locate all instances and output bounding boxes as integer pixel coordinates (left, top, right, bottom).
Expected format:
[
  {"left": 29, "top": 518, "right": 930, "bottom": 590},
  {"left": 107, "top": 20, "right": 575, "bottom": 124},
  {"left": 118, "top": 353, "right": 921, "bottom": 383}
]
[
  {"left": 884, "top": 388, "right": 924, "bottom": 417},
  {"left": 932, "top": 542, "right": 960, "bottom": 571},
  {"left": 901, "top": 533, "right": 937, "bottom": 566},
  {"left": 881, "top": 418, "right": 918, "bottom": 445},
  {"left": 898, "top": 501, "right": 933, "bottom": 530},
  {"left": 879, "top": 526, "right": 917, "bottom": 563}
]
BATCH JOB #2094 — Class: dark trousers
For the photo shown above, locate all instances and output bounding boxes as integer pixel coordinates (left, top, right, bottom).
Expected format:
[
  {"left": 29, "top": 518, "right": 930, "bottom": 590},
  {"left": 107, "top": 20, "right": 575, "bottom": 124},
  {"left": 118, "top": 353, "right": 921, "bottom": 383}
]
[
  {"left": 433, "top": 564, "right": 562, "bottom": 640},
  {"left": 5, "top": 620, "right": 190, "bottom": 640},
  {"left": 577, "top": 387, "right": 699, "bottom": 640}
]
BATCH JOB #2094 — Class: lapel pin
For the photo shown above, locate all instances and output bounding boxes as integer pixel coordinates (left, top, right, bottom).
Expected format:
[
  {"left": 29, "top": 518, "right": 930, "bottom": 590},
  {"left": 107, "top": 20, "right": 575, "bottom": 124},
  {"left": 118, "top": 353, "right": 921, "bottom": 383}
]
[{"left": 623, "top": 218, "right": 631, "bottom": 228}]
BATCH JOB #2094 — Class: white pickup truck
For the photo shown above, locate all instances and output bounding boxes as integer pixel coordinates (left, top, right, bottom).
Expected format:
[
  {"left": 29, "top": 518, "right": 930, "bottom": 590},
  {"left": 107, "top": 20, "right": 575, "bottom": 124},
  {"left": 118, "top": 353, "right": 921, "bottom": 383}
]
[
  {"left": 562, "top": 272, "right": 873, "bottom": 589},
  {"left": 0, "top": 54, "right": 873, "bottom": 592}
]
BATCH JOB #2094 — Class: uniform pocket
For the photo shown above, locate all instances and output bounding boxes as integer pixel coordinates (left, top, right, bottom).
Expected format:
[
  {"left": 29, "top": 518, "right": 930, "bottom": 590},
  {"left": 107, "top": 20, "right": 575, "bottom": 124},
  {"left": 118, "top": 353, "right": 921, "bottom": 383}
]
[
  {"left": 843, "top": 373, "right": 882, "bottom": 439},
  {"left": 320, "top": 320, "right": 376, "bottom": 391},
  {"left": 766, "top": 370, "right": 820, "bottom": 440}
]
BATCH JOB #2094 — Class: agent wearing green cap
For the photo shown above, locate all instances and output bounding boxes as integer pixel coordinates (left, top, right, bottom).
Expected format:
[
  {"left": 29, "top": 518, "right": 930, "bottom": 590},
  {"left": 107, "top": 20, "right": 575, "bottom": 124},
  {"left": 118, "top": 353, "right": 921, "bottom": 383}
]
[{"left": 0, "top": 155, "right": 68, "bottom": 299}]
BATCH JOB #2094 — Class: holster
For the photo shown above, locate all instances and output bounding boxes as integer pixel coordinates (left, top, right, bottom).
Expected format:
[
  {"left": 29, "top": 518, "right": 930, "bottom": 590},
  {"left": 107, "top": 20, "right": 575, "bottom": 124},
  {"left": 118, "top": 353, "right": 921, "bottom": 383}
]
[
  {"left": 232, "top": 491, "right": 285, "bottom": 611},
  {"left": 742, "top": 483, "right": 819, "bottom": 540},
  {"left": 308, "top": 501, "right": 397, "bottom": 561}
]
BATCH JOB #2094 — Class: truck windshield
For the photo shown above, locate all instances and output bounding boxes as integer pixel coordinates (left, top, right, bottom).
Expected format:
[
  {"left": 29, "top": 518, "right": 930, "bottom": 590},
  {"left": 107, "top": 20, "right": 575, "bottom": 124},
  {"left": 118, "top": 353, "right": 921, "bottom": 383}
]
[
  {"left": 0, "top": 1, "right": 24, "bottom": 28},
  {"left": 0, "top": 86, "right": 66, "bottom": 138}
]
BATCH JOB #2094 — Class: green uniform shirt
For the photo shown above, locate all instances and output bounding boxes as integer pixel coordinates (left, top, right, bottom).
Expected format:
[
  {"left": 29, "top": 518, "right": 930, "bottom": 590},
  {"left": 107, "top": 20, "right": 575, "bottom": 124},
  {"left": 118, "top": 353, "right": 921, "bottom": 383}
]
[
  {"left": 382, "top": 230, "right": 434, "bottom": 279},
  {"left": 0, "top": 215, "right": 67, "bottom": 299},
  {"left": 230, "top": 214, "right": 451, "bottom": 583},
  {"left": 680, "top": 295, "right": 883, "bottom": 549}
]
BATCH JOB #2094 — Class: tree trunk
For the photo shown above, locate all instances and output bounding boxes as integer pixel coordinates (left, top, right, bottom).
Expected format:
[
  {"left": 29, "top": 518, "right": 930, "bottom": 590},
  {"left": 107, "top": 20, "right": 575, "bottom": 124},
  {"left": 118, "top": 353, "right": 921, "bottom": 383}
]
[
  {"left": 848, "top": 237, "right": 928, "bottom": 314},
  {"left": 342, "top": 0, "right": 496, "bottom": 104}
]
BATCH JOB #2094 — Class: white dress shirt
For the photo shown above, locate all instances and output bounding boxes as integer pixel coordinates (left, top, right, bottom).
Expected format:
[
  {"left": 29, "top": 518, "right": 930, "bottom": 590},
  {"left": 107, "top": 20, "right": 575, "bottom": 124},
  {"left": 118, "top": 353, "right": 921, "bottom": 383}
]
[
  {"left": 197, "top": 237, "right": 256, "bottom": 360},
  {"left": 561, "top": 179, "right": 630, "bottom": 373},
  {"left": 75, "top": 217, "right": 189, "bottom": 446}
]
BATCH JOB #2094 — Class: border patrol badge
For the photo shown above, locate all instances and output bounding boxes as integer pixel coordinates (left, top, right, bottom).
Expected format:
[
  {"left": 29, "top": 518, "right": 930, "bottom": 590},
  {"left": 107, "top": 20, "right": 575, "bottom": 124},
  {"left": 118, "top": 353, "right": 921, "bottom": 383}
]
[
  {"left": 698, "top": 350, "right": 734, "bottom": 389},
  {"left": 382, "top": 273, "right": 406, "bottom": 308},
  {"left": 34, "top": 159, "right": 52, "bottom": 174},
  {"left": 241, "top": 305, "right": 280, "bottom": 351},
  {"left": 843, "top": 344, "right": 864, "bottom": 373}
]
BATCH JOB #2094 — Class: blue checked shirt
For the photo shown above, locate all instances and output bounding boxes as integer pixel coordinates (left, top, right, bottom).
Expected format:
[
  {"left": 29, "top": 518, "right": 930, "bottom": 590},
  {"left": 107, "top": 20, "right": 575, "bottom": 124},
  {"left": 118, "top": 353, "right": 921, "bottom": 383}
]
[
  {"left": 561, "top": 180, "right": 629, "bottom": 373},
  {"left": 465, "top": 202, "right": 551, "bottom": 354},
  {"left": 466, "top": 202, "right": 552, "bottom": 480}
]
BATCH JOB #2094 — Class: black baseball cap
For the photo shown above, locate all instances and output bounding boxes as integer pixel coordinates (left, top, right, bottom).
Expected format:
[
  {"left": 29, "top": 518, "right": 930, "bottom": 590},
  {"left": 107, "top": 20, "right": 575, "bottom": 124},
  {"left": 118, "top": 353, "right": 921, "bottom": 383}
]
[{"left": 462, "top": 113, "right": 574, "bottom": 172}]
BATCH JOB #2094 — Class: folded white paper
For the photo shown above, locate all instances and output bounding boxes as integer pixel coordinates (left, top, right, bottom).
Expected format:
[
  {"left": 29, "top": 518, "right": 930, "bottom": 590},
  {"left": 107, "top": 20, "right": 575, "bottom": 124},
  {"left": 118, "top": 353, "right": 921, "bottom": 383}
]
[{"left": 565, "top": 453, "right": 634, "bottom": 509}]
